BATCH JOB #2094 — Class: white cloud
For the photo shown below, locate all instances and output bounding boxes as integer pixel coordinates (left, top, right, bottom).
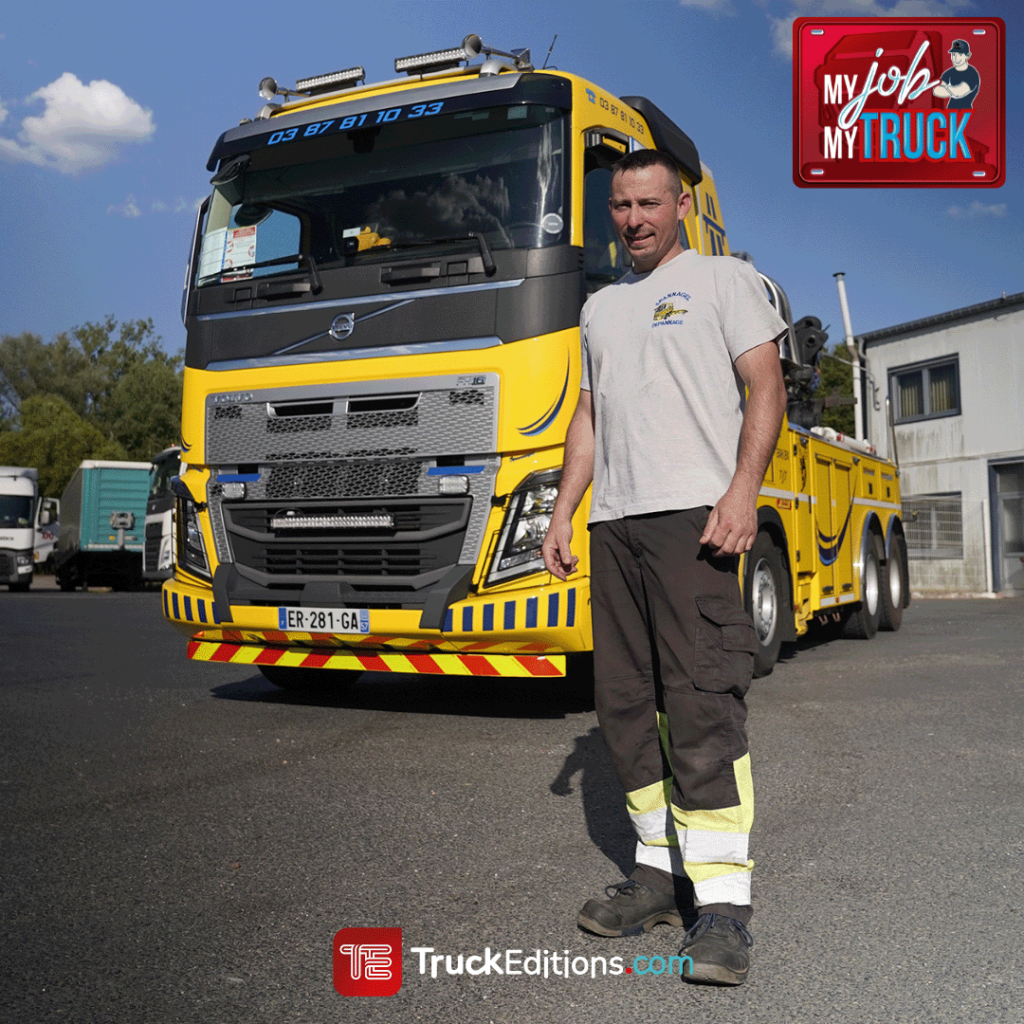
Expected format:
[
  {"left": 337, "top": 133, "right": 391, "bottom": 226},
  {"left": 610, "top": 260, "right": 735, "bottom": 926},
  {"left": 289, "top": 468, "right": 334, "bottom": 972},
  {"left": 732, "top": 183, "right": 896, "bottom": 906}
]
[
  {"left": 108, "top": 194, "right": 142, "bottom": 218},
  {"left": 0, "top": 98, "right": 8, "bottom": 127},
  {"left": 151, "top": 196, "right": 204, "bottom": 215},
  {"left": 678, "top": 0, "right": 736, "bottom": 10},
  {"left": 0, "top": 72, "right": 154, "bottom": 174},
  {"left": 768, "top": 0, "right": 974, "bottom": 57},
  {"left": 947, "top": 201, "right": 1008, "bottom": 219}
]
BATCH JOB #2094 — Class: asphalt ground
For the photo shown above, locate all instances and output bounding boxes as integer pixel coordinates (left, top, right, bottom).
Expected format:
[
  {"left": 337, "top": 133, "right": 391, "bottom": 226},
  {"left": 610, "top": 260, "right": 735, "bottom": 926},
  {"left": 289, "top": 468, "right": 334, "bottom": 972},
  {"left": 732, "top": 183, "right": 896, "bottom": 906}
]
[{"left": 0, "top": 588, "right": 1021, "bottom": 1024}]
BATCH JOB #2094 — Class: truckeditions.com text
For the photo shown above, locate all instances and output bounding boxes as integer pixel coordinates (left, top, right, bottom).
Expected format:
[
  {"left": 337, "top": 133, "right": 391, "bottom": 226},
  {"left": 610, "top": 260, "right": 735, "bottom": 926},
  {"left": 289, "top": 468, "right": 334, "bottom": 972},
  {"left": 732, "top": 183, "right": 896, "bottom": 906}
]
[{"left": 410, "top": 947, "right": 693, "bottom": 979}]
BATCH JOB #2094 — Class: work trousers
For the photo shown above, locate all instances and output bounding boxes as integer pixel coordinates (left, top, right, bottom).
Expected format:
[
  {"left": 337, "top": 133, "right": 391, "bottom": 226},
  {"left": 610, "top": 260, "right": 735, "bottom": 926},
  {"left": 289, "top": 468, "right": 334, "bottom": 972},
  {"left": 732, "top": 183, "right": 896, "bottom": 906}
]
[{"left": 590, "top": 508, "right": 757, "bottom": 925}]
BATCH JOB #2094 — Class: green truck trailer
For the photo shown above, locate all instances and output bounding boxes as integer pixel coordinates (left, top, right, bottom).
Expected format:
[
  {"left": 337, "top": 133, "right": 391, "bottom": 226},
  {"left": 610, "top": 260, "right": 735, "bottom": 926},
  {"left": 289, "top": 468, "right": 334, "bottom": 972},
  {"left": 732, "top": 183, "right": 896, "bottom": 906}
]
[{"left": 54, "top": 460, "right": 151, "bottom": 591}]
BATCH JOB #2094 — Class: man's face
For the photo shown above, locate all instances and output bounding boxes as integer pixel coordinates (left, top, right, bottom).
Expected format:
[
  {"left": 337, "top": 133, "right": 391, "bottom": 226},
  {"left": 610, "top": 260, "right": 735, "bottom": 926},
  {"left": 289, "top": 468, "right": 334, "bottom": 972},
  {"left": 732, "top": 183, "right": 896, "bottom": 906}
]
[
  {"left": 951, "top": 50, "right": 968, "bottom": 68},
  {"left": 609, "top": 165, "right": 691, "bottom": 274}
]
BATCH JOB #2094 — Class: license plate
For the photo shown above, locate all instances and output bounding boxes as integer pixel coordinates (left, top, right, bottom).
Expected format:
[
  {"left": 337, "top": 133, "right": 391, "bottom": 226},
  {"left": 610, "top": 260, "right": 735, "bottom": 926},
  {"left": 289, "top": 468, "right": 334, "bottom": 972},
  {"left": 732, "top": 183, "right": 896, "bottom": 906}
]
[{"left": 277, "top": 607, "right": 370, "bottom": 633}]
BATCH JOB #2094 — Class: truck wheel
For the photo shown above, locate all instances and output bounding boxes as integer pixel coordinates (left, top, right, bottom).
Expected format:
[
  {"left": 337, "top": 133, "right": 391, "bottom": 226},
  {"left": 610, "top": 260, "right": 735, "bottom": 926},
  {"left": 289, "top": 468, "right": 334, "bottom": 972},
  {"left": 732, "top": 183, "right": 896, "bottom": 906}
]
[
  {"left": 258, "top": 664, "right": 362, "bottom": 692},
  {"left": 8, "top": 580, "right": 31, "bottom": 592},
  {"left": 56, "top": 566, "right": 79, "bottom": 592},
  {"left": 743, "top": 532, "right": 788, "bottom": 678},
  {"left": 880, "top": 534, "right": 908, "bottom": 632},
  {"left": 842, "top": 534, "right": 884, "bottom": 640}
]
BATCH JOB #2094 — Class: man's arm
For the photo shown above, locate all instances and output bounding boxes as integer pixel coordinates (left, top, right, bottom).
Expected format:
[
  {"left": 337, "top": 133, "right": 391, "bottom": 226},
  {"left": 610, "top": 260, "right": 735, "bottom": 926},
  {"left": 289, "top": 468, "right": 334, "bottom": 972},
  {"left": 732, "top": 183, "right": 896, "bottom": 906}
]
[
  {"left": 541, "top": 390, "right": 594, "bottom": 581},
  {"left": 699, "top": 338, "right": 787, "bottom": 556}
]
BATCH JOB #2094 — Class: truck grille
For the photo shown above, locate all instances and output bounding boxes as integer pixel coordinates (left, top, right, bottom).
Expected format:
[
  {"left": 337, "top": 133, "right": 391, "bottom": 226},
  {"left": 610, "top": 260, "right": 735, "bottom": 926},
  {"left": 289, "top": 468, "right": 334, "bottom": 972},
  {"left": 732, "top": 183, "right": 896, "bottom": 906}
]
[{"left": 144, "top": 521, "right": 162, "bottom": 572}]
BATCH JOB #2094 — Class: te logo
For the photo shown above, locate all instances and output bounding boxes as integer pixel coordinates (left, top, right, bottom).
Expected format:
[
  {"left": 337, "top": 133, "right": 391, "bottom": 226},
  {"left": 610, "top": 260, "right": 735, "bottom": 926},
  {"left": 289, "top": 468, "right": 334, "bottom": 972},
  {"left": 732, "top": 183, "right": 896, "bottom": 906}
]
[{"left": 333, "top": 928, "right": 402, "bottom": 997}]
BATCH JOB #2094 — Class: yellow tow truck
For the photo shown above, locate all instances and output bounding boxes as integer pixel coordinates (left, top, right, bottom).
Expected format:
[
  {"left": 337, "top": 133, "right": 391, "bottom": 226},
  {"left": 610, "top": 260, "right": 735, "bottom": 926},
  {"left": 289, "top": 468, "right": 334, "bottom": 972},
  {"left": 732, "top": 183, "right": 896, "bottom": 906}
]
[{"left": 163, "top": 33, "right": 908, "bottom": 686}]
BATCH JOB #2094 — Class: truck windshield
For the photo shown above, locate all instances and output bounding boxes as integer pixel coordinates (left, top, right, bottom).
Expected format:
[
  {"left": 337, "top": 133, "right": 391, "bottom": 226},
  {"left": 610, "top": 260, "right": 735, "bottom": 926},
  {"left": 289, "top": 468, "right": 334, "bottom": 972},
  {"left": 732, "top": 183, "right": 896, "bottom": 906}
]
[
  {"left": 0, "top": 495, "right": 33, "bottom": 528},
  {"left": 149, "top": 452, "right": 182, "bottom": 500},
  {"left": 198, "top": 103, "right": 569, "bottom": 286}
]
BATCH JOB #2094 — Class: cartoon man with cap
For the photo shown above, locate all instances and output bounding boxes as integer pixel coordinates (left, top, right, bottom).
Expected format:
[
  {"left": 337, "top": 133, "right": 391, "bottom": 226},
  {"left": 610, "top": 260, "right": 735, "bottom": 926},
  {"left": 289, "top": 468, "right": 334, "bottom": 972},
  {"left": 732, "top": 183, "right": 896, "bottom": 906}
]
[{"left": 933, "top": 39, "right": 980, "bottom": 110}]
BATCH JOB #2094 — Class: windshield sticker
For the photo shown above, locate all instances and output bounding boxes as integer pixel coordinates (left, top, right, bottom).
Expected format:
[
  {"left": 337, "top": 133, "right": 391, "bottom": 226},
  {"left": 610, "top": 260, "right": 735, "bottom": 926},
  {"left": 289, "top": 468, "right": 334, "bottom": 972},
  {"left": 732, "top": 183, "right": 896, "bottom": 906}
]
[
  {"left": 265, "top": 101, "right": 445, "bottom": 148},
  {"left": 541, "top": 212, "right": 564, "bottom": 234},
  {"left": 223, "top": 226, "right": 256, "bottom": 277},
  {"left": 199, "top": 225, "right": 257, "bottom": 283}
]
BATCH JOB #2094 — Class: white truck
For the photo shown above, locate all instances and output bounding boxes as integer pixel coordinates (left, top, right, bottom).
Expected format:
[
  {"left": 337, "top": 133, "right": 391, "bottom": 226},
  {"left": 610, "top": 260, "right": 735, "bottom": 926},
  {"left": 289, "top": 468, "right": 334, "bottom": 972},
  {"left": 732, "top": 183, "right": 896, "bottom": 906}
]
[
  {"left": 144, "top": 446, "right": 181, "bottom": 581},
  {"left": 0, "top": 467, "right": 59, "bottom": 591}
]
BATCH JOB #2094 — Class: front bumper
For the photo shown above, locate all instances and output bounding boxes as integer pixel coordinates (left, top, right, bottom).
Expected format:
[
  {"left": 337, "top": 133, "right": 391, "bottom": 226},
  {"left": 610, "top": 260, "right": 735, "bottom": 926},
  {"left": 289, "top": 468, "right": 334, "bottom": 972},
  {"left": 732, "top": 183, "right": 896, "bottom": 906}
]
[{"left": 162, "top": 573, "right": 590, "bottom": 677}]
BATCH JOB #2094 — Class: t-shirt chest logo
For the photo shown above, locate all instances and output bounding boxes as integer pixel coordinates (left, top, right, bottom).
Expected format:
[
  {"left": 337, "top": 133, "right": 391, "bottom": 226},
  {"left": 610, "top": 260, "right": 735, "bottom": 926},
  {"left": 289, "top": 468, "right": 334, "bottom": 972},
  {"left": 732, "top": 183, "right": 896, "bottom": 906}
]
[{"left": 651, "top": 291, "right": 690, "bottom": 327}]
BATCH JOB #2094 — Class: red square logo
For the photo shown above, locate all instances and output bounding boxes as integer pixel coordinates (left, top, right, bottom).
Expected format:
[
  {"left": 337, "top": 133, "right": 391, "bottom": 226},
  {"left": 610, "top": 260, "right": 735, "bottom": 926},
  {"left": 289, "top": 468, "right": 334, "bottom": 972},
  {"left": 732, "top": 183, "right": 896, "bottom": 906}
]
[
  {"left": 793, "top": 17, "right": 1005, "bottom": 187},
  {"left": 333, "top": 927, "right": 402, "bottom": 997}
]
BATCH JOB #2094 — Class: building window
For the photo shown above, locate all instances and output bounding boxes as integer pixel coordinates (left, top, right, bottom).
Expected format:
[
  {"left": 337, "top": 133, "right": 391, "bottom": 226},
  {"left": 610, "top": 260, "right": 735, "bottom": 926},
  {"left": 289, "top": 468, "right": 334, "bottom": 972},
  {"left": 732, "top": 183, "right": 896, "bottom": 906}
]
[
  {"left": 890, "top": 356, "right": 960, "bottom": 423},
  {"left": 903, "top": 493, "right": 963, "bottom": 559}
]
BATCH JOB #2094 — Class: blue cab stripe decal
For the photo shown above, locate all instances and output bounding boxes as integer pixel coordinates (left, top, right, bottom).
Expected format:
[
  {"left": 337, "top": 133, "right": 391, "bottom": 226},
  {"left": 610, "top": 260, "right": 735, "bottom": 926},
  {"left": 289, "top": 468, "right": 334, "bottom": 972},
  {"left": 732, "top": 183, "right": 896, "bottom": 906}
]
[
  {"left": 504, "top": 601, "right": 515, "bottom": 630},
  {"left": 518, "top": 359, "right": 570, "bottom": 437},
  {"left": 526, "top": 597, "right": 538, "bottom": 629},
  {"left": 567, "top": 588, "right": 576, "bottom": 627},
  {"left": 547, "top": 593, "right": 559, "bottom": 627}
]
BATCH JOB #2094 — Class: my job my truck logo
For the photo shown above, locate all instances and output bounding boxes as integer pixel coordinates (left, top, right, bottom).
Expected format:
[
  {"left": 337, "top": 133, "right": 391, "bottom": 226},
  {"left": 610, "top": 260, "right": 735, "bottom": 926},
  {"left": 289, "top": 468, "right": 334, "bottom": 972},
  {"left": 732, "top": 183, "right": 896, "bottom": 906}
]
[{"left": 793, "top": 17, "right": 1004, "bottom": 187}]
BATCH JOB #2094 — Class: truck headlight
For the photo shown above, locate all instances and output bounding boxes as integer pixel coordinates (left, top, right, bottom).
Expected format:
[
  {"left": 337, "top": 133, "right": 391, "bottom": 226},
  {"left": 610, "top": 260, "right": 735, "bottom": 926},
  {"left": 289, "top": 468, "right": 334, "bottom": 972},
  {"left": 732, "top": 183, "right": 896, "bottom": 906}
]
[
  {"left": 487, "top": 471, "right": 560, "bottom": 585},
  {"left": 176, "top": 496, "right": 211, "bottom": 579}
]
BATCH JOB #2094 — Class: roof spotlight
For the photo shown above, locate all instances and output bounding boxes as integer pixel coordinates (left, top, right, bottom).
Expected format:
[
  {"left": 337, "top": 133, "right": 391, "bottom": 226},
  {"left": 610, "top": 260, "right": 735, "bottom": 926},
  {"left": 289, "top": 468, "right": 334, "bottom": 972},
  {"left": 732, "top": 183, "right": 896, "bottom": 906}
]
[{"left": 395, "top": 33, "right": 485, "bottom": 74}]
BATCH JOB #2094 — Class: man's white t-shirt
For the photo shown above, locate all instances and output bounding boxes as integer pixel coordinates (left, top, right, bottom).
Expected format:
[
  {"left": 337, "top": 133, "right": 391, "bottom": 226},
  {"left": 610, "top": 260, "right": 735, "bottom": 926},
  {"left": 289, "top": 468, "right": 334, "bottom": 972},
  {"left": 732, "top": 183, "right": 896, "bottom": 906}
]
[{"left": 580, "top": 250, "right": 787, "bottom": 523}]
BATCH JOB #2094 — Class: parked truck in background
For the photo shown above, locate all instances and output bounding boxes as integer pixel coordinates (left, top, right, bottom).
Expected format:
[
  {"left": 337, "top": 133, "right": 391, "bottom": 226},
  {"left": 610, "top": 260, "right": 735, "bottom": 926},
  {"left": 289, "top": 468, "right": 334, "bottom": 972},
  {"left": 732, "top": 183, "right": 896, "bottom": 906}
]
[
  {"left": 55, "top": 461, "right": 151, "bottom": 591},
  {"left": 33, "top": 495, "right": 60, "bottom": 574},
  {"left": 2, "top": 467, "right": 41, "bottom": 591},
  {"left": 162, "top": 33, "right": 908, "bottom": 687},
  {"left": 144, "top": 446, "right": 182, "bottom": 581}
]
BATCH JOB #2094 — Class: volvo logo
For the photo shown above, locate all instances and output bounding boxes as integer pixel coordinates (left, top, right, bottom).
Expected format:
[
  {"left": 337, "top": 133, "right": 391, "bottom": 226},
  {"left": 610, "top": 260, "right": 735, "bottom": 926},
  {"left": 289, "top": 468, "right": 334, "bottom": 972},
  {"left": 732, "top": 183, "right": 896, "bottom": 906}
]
[{"left": 330, "top": 313, "right": 355, "bottom": 340}]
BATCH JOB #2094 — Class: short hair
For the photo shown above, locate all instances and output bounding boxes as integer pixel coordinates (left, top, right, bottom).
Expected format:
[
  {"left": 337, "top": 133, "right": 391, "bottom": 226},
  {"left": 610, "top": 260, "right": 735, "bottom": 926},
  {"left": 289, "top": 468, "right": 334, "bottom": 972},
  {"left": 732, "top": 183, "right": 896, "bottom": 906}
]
[{"left": 611, "top": 150, "right": 682, "bottom": 197}]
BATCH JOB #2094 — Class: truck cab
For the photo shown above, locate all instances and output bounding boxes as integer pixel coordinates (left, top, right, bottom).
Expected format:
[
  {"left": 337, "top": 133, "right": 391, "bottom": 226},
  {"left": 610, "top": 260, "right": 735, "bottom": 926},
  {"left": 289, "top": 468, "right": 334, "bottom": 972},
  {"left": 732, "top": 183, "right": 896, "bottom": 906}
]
[{"left": 0, "top": 466, "right": 39, "bottom": 591}]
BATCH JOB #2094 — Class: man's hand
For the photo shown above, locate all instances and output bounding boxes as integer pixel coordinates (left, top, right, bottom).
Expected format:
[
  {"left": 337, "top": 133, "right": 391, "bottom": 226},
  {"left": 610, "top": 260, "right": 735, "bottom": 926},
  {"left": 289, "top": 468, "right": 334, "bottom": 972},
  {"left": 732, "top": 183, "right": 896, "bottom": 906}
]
[
  {"left": 699, "top": 485, "right": 759, "bottom": 556},
  {"left": 542, "top": 516, "right": 579, "bottom": 581}
]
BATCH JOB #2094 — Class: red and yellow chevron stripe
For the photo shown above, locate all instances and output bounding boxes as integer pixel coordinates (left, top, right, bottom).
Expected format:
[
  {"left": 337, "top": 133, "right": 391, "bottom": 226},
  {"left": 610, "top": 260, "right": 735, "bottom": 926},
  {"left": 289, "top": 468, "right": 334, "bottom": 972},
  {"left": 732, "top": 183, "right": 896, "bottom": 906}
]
[
  {"left": 187, "top": 640, "right": 566, "bottom": 677},
  {"left": 188, "top": 627, "right": 559, "bottom": 655}
]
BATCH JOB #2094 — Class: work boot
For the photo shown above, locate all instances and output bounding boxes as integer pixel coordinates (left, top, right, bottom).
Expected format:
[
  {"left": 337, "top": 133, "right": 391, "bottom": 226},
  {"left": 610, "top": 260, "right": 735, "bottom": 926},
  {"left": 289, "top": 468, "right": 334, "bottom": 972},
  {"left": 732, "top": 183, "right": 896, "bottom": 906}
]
[
  {"left": 577, "top": 879, "right": 683, "bottom": 937},
  {"left": 677, "top": 913, "right": 754, "bottom": 986}
]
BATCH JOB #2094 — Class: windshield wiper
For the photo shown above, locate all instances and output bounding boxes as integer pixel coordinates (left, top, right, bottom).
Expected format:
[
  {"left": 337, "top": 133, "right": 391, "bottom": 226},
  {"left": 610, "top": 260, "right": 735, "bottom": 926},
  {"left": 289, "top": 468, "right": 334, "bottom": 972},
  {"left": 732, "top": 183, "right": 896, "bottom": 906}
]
[
  {"left": 228, "top": 252, "right": 322, "bottom": 293},
  {"left": 363, "top": 233, "right": 496, "bottom": 275}
]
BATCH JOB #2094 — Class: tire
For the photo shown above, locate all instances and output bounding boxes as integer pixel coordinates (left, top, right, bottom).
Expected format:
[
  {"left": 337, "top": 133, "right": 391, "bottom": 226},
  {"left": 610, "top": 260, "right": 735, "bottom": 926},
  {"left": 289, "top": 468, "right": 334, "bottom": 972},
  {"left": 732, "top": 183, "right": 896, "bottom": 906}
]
[
  {"left": 8, "top": 580, "right": 31, "bottom": 592},
  {"left": 56, "top": 562, "right": 79, "bottom": 592},
  {"left": 880, "top": 534, "right": 908, "bottom": 632},
  {"left": 743, "top": 532, "right": 788, "bottom": 678},
  {"left": 842, "top": 533, "right": 884, "bottom": 640},
  {"left": 257, "top": 664, "right": 362, "bottom": 692}
]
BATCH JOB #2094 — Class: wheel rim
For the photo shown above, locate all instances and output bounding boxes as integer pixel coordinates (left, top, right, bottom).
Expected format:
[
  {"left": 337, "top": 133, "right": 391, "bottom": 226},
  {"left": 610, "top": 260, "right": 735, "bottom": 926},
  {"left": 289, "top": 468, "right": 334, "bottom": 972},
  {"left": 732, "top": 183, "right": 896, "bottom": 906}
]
[
  {"left": 751, "top": 557, "right": 777, "bottom": 645},
  {"left": 888, "top": 553, "right": 902, "bottom": 609},
  {"left": 864, "top": 554, "right": 880, "bottom": 615}
]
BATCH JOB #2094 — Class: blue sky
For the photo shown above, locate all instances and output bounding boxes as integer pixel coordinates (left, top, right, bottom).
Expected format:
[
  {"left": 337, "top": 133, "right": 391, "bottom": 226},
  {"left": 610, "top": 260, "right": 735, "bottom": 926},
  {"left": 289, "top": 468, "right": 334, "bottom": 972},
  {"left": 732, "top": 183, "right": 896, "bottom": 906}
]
[{"left": 1, "top": 0, "right": 1020, "bottom": 358}]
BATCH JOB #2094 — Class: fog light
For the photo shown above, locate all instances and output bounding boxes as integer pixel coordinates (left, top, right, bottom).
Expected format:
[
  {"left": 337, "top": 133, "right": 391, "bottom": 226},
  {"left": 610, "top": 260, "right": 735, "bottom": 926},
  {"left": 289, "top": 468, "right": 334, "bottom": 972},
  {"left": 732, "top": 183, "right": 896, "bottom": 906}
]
[{"left": 438, "top": 475, "right": 470, "bottom": 495}]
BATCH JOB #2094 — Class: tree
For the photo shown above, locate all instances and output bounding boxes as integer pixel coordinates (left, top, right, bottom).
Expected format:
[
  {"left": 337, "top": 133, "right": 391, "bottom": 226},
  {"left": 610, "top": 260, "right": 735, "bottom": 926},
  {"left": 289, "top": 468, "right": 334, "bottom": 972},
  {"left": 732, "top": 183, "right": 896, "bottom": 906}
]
[
  {"left": 814, "top": 343, "right": 856, "bottom": 436},
  {"left": 0, "top": 316, "right": 183, "bottom": 460},
  {"left": 0, "top": 395, "right": 127, "bottom": 496}
]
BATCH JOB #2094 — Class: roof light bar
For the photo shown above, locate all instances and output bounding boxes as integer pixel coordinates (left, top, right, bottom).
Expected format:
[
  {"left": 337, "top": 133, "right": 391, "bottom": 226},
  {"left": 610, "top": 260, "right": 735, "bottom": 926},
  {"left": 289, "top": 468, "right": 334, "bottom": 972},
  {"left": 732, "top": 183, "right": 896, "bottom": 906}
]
[
  {"left": 395, "top": 33, "right": 483, "bottom": 74},
  {"left": 295, "top": 66, "right": 366, "bottom": 95}
]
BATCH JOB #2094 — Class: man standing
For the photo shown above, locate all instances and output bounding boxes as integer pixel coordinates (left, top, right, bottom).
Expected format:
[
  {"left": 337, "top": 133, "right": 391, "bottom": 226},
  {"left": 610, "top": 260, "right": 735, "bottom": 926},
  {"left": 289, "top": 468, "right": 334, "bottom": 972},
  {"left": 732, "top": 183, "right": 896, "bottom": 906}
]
[{"left": 541, "top": 149, "right": 787, "bottom": 986}]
